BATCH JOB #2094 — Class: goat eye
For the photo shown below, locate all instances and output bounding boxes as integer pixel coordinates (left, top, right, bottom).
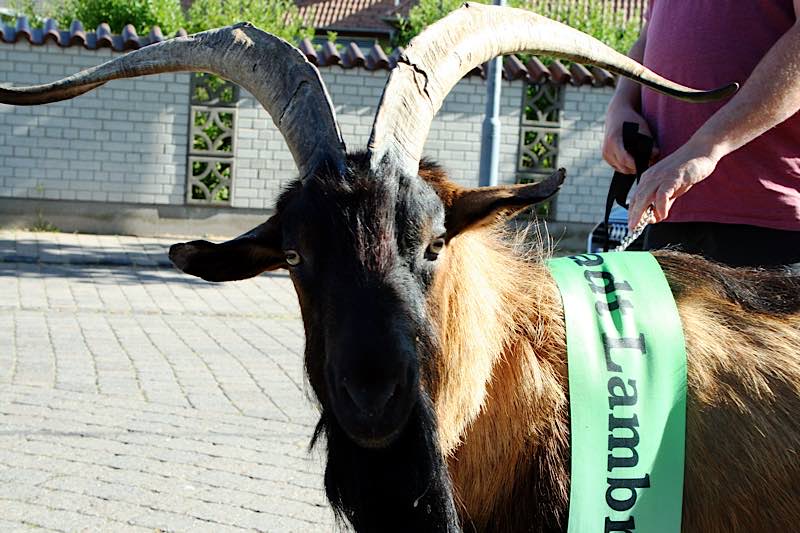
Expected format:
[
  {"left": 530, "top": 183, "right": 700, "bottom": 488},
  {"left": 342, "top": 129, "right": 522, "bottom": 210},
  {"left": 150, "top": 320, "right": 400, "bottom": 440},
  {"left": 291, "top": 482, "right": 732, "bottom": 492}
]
[
  {"left": 285, "top": 250, "right": 302, "bottom": 266},
  {"left": 427, "top": 237, "right": 446, "bottom": 258}
]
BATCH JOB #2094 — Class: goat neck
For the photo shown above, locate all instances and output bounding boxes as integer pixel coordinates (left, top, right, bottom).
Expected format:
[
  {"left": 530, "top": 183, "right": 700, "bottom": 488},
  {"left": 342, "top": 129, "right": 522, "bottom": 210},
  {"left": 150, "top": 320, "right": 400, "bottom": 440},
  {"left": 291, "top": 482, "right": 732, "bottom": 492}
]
[{"left": 426, "top": 225, "right": 570, "bottom": 531}]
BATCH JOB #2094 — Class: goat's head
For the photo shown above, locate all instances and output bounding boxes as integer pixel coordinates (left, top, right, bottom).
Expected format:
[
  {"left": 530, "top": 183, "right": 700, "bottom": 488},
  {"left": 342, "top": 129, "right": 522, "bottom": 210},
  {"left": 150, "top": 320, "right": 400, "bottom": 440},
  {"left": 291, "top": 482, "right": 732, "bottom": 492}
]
[
  {"left": 0, "top": 3, "right": 737, "bottom": 527},
  {"left": 170, "top": 152, "right": 566, "bottom": 447}
]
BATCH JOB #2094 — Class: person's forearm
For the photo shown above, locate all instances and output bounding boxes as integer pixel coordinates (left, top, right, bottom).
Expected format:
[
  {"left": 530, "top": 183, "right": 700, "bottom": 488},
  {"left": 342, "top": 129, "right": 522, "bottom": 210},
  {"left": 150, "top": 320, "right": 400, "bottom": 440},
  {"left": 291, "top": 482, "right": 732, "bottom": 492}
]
[
  {"left": 608, "top": 32, "right": 647, "bottom": 111},
  {"left": 690, "top": 21, "right": 800, "bottom": 161}
]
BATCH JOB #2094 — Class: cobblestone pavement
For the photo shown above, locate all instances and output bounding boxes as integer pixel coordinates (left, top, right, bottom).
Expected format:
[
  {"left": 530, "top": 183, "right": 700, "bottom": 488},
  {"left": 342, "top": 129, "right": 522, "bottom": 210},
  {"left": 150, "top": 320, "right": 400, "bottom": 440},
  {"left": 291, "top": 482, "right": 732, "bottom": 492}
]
[{"left": 0, "top": 230, "right": 337, "bottom": 532}]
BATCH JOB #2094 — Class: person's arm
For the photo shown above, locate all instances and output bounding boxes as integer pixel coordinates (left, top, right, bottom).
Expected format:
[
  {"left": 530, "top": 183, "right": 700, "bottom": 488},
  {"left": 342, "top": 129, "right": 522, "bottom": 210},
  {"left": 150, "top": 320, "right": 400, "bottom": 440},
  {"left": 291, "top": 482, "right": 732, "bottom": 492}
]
[
  {"left": 602, "top": 24, "right": 659, "bottom": 174},
  {"left": 628, "top": 4, "right": 800, "bottom": 229}
]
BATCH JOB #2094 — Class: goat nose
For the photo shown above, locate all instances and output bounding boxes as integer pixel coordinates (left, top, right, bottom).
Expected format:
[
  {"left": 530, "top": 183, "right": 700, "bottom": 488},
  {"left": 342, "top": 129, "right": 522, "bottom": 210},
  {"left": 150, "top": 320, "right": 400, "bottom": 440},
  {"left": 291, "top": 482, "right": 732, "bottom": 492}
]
[{"left": 342, "top": 378, "right": 399, "bottom": 417}]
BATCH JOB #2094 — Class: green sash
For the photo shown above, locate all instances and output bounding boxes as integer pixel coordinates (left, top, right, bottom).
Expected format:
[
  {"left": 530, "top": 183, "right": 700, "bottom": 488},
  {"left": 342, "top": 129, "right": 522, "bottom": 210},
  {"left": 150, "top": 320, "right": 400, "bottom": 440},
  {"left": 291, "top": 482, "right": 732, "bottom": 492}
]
[{"left": 548, "top": 252, "right": 687, "bottom": 533}]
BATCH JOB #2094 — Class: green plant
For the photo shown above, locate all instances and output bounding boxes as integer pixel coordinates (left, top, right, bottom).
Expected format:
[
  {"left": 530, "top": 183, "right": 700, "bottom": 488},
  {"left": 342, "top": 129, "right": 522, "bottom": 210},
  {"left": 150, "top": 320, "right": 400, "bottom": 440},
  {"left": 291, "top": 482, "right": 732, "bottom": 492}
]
[
  {"left": 29, "top": 212, "right": 60, "bottom": 233},
  {"left": 186, "top": 0, "right": 313, "bottom": 43},
  {"left": 518, "top": 0, "right": 641, "bottom": 59},
  {"left": 7, "top": 0, "right": 314, "bottom": 43},
  {"left": 394, "top": 0, "right": 641, "bottom": 57},
  {"left": 191, "top": 160, "right": 231, "bottom": 202},
  {"left": 192, "top": 109, "right": 234, "bottom": 152},
  {"left": 4, "top": 0, "right": 46, "bottom": 25},
  {"left": 48, "top": 0, "right": 185, "bottom": 34},
  {"left": 394, "top": 0, "right": 487, "bottom": 48},
  {"left": 191, "top": 73, "right": 238, "bottom": 105}
]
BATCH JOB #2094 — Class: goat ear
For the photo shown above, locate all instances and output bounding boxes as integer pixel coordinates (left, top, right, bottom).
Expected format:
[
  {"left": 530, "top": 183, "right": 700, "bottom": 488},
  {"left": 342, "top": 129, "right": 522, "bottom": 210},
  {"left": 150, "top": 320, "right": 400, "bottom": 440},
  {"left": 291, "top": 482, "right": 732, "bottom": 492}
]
[
  {"left": 169, "top": 215, "right": 285, "bottom": 282},
  {"left": 443, "top": 168, "right": 565, "bottom": 239}
]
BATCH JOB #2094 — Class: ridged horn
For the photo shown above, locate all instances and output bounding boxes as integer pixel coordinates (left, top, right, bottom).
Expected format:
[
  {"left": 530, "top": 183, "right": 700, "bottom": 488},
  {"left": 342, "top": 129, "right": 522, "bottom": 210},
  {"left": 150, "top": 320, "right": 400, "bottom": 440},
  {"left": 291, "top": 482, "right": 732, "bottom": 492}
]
[
  {"left": 0, "top": 23, "right": 346, "bottom": 180},
  {"left": 368, "top": 3, "right": 739, "bottom": 177}
]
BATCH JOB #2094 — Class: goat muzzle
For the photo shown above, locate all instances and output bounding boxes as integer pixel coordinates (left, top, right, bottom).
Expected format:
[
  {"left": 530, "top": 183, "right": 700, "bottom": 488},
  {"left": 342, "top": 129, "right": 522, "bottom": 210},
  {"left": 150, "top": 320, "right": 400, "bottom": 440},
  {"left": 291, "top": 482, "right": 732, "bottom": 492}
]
[{"left": 328, "top": 355, "right": 419, "bottom": 448}]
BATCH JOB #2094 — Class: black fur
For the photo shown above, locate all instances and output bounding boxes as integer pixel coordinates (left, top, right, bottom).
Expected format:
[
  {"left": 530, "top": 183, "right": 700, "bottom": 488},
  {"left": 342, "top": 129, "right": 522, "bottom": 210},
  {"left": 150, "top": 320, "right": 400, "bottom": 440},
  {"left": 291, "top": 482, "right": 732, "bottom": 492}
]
[
  {"left": 276, "top": 152, "right": 457, "bottom": 531},
  {"left": 315, "top": 393, "right": 460, "bottom": 533},
  {"left": 656, "top": 251, "right": 800, "bottom": 315}
]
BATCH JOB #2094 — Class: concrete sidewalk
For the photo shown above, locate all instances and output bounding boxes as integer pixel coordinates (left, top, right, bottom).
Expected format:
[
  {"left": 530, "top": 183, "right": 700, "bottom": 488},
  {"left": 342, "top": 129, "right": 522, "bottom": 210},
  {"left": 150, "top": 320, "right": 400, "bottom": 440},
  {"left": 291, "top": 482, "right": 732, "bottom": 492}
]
[{"left": 0, "top": 230, "right": 335, "bottom": 531}]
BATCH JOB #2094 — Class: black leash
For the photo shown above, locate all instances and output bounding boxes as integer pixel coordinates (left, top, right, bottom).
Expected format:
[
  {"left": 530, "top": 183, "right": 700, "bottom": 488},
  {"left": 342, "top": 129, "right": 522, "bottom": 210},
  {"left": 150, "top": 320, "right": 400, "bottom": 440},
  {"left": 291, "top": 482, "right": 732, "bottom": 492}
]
[{"left": 602, "top": 122, "right": 655, "bottom": 252}]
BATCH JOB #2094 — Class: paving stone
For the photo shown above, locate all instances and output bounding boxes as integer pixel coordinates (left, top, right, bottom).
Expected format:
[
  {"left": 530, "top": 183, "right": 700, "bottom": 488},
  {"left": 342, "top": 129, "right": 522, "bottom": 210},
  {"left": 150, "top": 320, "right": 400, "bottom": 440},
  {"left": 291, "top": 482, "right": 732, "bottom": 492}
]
[{"left": 0, "top": 230, "right": 334, "bottom": 531}]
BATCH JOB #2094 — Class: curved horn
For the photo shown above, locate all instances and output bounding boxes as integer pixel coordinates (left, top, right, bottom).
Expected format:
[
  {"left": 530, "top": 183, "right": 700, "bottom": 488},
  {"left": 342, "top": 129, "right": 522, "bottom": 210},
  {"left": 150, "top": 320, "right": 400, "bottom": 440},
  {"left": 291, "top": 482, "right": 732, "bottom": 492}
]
[
  {"left": 0, "top": 23, "right": 346, "bottom": 180},
  {"left": 368, "top": 3, "right": 739, "bottom": 177}
]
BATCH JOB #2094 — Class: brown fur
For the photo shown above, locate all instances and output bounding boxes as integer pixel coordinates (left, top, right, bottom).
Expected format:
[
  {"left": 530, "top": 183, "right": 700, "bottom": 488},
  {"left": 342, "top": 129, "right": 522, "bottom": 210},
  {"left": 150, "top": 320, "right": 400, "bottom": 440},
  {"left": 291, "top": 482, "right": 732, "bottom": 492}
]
[{"left": 428, "top": 227, "right": 800, "bottom": 532}]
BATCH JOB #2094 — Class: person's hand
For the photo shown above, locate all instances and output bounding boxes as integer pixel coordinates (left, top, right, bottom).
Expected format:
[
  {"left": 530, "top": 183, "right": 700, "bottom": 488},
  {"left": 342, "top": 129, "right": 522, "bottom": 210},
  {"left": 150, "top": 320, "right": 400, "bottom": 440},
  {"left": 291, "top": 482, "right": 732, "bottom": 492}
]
[
  {"left": 602, "top": 105, "right": 659, "bottom": 174},
  {"left": 627, "top": 140, "right": 719, "bottom": 230}
]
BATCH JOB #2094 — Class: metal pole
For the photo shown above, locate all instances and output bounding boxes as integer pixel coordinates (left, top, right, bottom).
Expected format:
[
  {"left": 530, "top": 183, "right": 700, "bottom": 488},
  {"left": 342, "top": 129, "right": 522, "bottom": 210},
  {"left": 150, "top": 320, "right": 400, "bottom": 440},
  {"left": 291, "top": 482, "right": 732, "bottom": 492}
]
[{"left": 478, "top": 0, "right": 506, "bottom": 187}]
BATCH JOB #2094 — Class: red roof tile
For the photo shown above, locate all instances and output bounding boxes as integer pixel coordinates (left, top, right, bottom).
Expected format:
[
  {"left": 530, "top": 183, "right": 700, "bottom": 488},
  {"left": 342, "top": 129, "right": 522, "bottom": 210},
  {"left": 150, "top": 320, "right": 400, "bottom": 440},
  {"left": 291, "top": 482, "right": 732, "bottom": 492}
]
[
  {"left": 296, "top": 0, "right": 400, "bottom": 35},
  {"left": 0, "top": 17, "right": 187, "bottom": 51}
]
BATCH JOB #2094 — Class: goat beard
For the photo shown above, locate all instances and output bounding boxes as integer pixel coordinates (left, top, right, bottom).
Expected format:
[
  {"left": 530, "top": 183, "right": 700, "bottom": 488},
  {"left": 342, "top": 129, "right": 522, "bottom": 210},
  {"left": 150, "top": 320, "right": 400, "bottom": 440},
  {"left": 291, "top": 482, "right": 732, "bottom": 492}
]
[{"left": 312, "top": 392, "right": 461, "bottom": 533}]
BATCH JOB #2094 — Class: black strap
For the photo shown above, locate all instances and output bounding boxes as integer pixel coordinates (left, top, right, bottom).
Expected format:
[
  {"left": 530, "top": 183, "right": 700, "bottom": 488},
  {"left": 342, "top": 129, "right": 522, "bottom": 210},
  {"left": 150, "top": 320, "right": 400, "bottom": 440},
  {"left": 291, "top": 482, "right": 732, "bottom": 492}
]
[{"left": 602, "top": 122, "right": 655, "bottom": 252}]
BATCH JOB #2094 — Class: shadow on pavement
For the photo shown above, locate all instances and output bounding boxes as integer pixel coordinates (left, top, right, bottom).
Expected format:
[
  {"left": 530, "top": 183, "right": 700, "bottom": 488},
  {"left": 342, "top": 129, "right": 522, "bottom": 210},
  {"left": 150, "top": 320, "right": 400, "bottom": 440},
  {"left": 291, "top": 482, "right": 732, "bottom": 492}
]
[
  {"left": 0, "top": 238, "right": 173, "bottom": 267},
  {"left": 0, "top": 238, "right": 290, "bottom": 286}
]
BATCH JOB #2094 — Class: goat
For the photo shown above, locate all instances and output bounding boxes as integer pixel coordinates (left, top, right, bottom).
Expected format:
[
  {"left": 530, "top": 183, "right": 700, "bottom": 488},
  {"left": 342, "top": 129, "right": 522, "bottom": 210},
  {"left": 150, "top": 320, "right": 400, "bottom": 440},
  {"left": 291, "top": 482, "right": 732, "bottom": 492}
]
[{"left": 2, "top": 4, "right": 797, "bottom": 532}]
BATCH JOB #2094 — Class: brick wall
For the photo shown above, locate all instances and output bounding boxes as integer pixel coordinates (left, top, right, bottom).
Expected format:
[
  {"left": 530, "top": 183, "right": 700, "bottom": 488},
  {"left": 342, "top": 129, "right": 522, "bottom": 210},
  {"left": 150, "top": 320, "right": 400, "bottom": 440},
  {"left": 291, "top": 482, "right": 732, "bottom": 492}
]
[
  {"left": 0, "top": 41, "right": 525, "bottom": 212},
  {"left": 556, "top": 85, "right": 614, "bottom": 224},
  {"left": 0, "top": 43, "right": 190, "bottom": 205},
  {"left": 0, "top": 40, "right": 613, "bottom": 228},
  {"left": 232, "top": 70, "right": 524, "bottom": 209},
  {"left": 425, "top": 77, "right": 522, "bottom": 189}
]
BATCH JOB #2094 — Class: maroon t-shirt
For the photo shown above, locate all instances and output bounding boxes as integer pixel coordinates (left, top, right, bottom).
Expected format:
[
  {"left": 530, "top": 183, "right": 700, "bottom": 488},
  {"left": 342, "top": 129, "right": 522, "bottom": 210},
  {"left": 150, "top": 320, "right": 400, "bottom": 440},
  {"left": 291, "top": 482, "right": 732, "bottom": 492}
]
[{"left": 641, "top": 0, "right": 800, "bottom": 230}]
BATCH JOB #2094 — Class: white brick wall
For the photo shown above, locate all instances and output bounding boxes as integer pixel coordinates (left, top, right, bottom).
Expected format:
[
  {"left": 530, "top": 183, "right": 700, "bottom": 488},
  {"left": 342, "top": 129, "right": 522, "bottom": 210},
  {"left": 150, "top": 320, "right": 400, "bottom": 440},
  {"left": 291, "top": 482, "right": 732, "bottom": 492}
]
[
  {"left": 0, "top": 42, "right": 190, "bottom": 205},
  {"left": 556, "top": 85, "right": 614, "bottom": 224},
  {"left": 233, "top": 70, "right": 524, "bottom": 209},
  {"left": 0, "top": 41, "right": 612, "bottom": 224},
  {"left": 426, "top": 78, "right": 522, "bottom": 189}
]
